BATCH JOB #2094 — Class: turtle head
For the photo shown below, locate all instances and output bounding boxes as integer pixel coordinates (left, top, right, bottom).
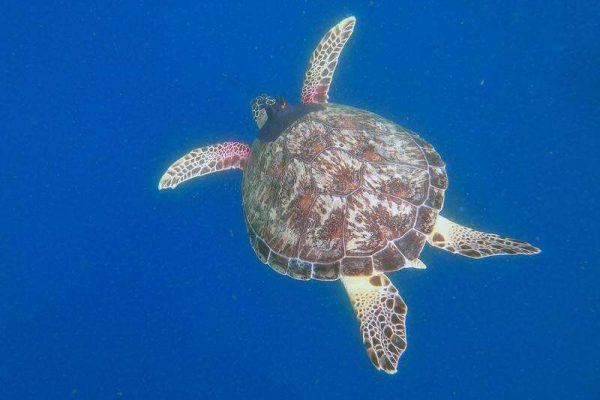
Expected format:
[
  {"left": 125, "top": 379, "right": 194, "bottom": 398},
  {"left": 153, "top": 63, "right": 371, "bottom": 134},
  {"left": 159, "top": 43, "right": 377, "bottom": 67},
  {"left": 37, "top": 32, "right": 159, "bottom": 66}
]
[
  {"left": 250, "top": 94, "right": 319, "bottom": 142},
  {"left": 250, "top": 94, "right": 288, "bottom": 130}
]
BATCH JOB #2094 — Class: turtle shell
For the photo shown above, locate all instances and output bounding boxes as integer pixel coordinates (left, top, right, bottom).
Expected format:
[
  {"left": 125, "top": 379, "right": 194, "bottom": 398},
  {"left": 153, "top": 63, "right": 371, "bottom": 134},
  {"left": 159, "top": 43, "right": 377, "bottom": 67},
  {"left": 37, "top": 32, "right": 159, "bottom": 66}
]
[{"left": 242, "top": 104, "right": 447, "bottom": 280}]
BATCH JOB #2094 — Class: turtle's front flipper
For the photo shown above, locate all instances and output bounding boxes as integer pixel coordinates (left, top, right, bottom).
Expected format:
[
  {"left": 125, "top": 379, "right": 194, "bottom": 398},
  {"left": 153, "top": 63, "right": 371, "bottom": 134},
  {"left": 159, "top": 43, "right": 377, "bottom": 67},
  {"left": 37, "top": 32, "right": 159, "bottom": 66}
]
[
  {"left": 428, "top": 215, "right": 540, "bottom": 258},
  {"left": 301, "top": 16, "right": 356, "bottom": 104},
  {"left": 341, "top": 275, "right": 407, "bottom": 374},
  {"left": 158, "top": 142, "right": 250, "bottom": 190}
]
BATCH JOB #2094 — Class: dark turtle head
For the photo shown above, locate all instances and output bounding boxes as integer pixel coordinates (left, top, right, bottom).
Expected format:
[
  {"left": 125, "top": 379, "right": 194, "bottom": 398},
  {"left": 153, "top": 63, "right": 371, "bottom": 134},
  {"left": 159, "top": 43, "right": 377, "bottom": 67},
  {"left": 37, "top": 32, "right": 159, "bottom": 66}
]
[
  {"left": 250, "top": 94, "right": 286, "bottom": 129},
  {"left": 250, "top": 94, "right": 323, "bottom": 142}
]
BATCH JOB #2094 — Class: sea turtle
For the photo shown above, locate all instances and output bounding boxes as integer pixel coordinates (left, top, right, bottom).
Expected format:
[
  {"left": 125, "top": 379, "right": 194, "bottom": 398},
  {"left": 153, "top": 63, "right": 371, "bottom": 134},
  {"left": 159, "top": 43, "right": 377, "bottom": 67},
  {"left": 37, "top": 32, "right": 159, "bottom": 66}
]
[{"left": 158, "top": 17, "right": 540, "bottom": 374}]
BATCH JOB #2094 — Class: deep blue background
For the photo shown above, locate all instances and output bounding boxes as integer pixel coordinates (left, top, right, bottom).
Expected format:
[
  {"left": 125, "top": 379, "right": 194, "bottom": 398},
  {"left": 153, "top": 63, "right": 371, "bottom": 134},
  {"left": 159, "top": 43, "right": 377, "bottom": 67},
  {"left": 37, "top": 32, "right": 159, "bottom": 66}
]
[{"left": 1, "top": 1, "right": 599, "bottom": 399}]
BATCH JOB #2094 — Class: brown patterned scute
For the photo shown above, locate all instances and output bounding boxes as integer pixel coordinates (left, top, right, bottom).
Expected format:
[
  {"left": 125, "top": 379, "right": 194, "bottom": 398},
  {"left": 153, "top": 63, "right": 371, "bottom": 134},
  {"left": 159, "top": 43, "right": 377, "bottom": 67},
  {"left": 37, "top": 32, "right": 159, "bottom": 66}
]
[
  {"left": 287, "top": 258, "right": 313, "bottom": 280},
  {"left": 346, "top": 190, "right": 416, "bottom": 256},
  {"left": 251, "top": 236, "right": 342, "bottom": 281},
  {"left": 410, "top": 132, "right": 446, "bottom": 168},
  {"left": 285, "top": 119, "right": 332, "bottom": 162},
  {"left": 341, "top": 257, "right": 373, "bottom": 276},
  {"left": 363, "top": 163, "right": 430, "bottom": 205},
  {"left": 425, "top": 186, "right": 445, "bottom": 210},
  {"left": 421, "top": 144, "right": 445, "bottom": 167},
  {"left": 312, "top": 106, "right": 429, "bottom": 168},
  {"left": 268, "top": 251, "right": 290, "bottom": 275},
  {"left": 312, "top": 149, "right": 362, "bottom": 195},
  {"left": 393, "top": 230, "right": 427, "bottom": 261},
  {"left": 377, "top": 132, "right": 428, "bottom": 168},
  {"left": 311, "top": 106, "right": 374, "bottom": 129},
  {"left": 429, "top": 166, "right": 448, "bottom": 189},
  {"left": 298, "top": 195, "right": 346, "bottom": 262},
  {"left": 263, "top": 158, "right": 314, "bottom": 257},
  {"left": 331, "top": 128, "right": 385, "bottom": 163},
  {"left": 312, "top": 105, "right": 402, "bottom": 135},
  {"left": 248, "top": 219, "right": 340, "bottom": 281},
  {"left": 331, "top": 128, "right": 428, "bottom": 168},
  {"left": 242, "top": 140, "right": 285, "bottom": 240},
  {"left": 372, "top": 243, "right": 406, "bottom": 272},
  {"left": 415, "top": 206, "right": 438, "bottom": 235},
  {"left": 312, "top": 261, "right": 341, "bottom": 280},
  {"left": 255, "top": 236, "right": 271, "bottom": 264}
]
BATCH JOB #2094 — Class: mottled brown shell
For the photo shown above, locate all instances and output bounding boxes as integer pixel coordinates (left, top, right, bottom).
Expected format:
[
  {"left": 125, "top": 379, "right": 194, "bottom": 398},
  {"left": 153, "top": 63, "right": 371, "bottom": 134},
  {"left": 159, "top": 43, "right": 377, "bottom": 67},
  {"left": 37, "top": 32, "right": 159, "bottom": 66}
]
[{"left": 242, "top": 104, "right": 447, "bottom": 280}]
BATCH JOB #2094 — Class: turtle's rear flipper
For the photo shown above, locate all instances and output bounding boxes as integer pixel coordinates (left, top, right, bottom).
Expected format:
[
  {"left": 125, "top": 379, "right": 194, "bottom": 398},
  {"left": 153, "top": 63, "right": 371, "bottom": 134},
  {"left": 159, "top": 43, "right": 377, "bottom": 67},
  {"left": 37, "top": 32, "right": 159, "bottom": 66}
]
[
  {"left": 428, "top": 215, "right": 540, "bottom": 258},
  {"left": 158, "top": 142, "right": 250, "bottom": 190},
  {"left": 341, "top": 275, "right": 407, "bottom": 374}
]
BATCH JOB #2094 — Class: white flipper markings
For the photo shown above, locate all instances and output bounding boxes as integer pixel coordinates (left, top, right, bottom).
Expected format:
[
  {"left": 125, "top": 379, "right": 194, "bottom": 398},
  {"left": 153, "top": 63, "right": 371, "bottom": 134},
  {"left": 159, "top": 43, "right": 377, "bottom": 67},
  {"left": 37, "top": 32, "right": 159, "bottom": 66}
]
[
  {"left": 301, "top": 16, "right": 356, "bottom": 104},
  {"left": 428, "top": 215, "right": 540, "bottom": 258},
  {"left": 342, "top": 274, "right": 407, "bottom": 374},
  {"left": 159, "top": 141, "right": 250, "bottom": 190}
]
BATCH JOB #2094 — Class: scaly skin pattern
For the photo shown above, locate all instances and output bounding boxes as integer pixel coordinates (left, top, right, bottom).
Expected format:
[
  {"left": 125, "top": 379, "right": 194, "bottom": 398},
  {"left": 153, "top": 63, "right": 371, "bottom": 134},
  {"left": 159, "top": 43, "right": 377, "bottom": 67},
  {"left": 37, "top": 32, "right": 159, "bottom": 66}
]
[
  {"left": 301, "top": 17, "right": 356, "bottom": 104},
  {"left": 429, "top": 215, "right": 541, "bottom": 258},
  {"left": 342, "top": 274, "right": 407, "bottom": 374},
  {"left": 159, "top": 142, "right": 250, "bottom": 190},
  {"left": 242, "top": 104, "right": 448, "bottom": 280}
]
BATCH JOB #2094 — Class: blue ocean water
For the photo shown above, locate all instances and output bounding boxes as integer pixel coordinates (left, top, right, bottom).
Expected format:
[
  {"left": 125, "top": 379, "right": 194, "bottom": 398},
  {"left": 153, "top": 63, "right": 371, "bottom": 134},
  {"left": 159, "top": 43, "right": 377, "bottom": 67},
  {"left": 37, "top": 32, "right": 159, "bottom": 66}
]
[{"left": 1, "top": 1, "right": 599, "bottom": 399}]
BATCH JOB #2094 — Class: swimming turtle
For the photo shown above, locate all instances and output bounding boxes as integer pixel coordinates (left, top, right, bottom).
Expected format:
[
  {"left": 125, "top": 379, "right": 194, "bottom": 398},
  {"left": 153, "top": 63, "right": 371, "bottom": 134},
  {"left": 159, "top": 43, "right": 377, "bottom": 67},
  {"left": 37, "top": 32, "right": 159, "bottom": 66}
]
[{"left": 158, "top": 17, "right": 540, "bottom": 374}]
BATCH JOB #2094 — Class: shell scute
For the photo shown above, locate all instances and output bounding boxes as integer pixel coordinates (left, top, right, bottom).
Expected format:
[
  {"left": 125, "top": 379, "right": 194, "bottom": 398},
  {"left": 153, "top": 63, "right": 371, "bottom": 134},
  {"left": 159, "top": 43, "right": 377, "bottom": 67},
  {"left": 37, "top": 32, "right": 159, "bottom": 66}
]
[
  {"left": 425, "top": 186, "right": 445, "bottom": 210},
  {"left": 376, "top": 132, "right": 430, "bottom": 168},
  {"left": 394, "top": 230, "right": 427, "bottom": 261},
  {"left": 312, "top": 261, "right": 341, "bottom": 280},
  {"left": 341, "top": 257, "right": 373, "bottom": 276},
  {"left": 286, "top": 119, "right": 332, "bottom": 161},
  {"left": 243, "top": 141, "right": 285, "bottom": 237},
  {"left": 312, "top": 149, "right": 362, "bottom": 195},
  {"left": 265, "top": 158, "right": 313, "bottom": 256},
  {"left": 287, "top": 258, "right": 313, "bottom": 280},
  {"left": 298, "top": 194, "right": 346, "bottom": 262},
  {"left": 415, "top": 206, "right": 438, "bottom": 235},
  {"left": 429, "top": 166, "right": 448, "bottom": 189},
  {"left": 372, "top": 243, "right": 407, "bottom": 272},
  {"left": 411, "top": 133, "right": 445, "bottom": 167},
  {"left": 268, "top": 251, "right": 290, "bottom": 275},
  {"left": 331, "top": 127, "right": 427, "bottom": 168},
  {"left": 255, "top": 236, "right": 271, "bottom": 264},
  {"left": 332, "top": 128, "right": 387, "bottom": 163},
  {"left": 363, "top": 163, "right": 430, "bottom": 205},
  {"left": 345, "top": 190, "right": 416, "bottom": 256},
  {"left": 311, "top": 106, "right": 370, "bottom": 129}
]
